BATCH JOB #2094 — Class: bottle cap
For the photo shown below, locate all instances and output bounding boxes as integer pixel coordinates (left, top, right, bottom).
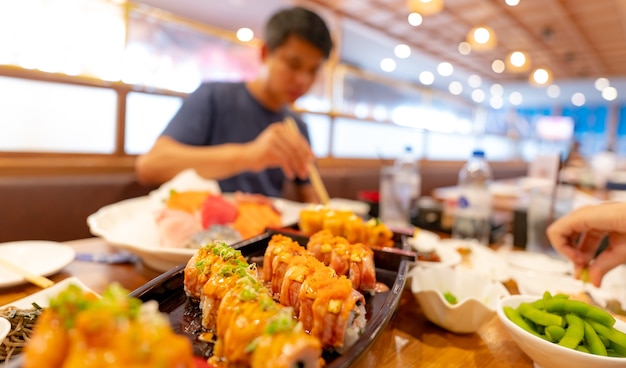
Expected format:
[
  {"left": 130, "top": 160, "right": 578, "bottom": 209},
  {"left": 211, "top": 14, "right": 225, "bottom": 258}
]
[{"left": 472, "top": 149, "right": 485, "bottom": 158}]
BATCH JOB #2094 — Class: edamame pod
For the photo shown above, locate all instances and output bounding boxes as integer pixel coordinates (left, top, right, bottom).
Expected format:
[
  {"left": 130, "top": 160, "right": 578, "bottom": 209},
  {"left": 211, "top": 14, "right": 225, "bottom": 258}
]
[
  {"left": 558, "top": 314, "right": 584, "bottom": 349},
  {"left": 589, "top": 320, "right": 626, "bottom": 349},
  {"left": 583, "top": 320, "right": 607, "bottom": 356},
  {"left": 609, "top": 341, "right": 626, "bottom": 357},
  {"left": 576, "top": 344, "right": 590, "bottom": 354},
  {"left": 544, "top": 298, "right": 616, "bottom": 327},
  {"left": 518, "top": 302, "right": 563, "bottom": 327},
  {"left": 504, "top": 306, "right": 542, "bottom": 338},
  {"left": 545, "top": 325, "right": 565, "bottom": 343}
]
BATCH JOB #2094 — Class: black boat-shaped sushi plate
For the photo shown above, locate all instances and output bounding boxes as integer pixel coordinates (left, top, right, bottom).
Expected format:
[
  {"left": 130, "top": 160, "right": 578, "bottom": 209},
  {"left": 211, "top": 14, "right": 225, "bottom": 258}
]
[{"left": 129, "top": 228, "right": 412, "bottom": 368}]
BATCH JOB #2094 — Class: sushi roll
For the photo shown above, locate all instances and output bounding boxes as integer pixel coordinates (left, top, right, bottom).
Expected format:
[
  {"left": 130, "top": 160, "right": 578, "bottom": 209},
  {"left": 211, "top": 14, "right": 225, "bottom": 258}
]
[
  {"left": 184, "top": 242, "right": 323, "bottom": 368},
  {"left": 264, "top": 235, "right": 368, "bottom": 350},
  {"left": 212, "top": 277, "right": 322, "bottom": 368},
  {"left": 297, "top": 270, "right": 366, "bottom": 350},
  {"left": 263, "top": 234, "right": 308, "bottom": 293},
  {"left": 278, "top": 255, "right": 335, "bottom": 315},
  {"left": 306, "top": 230, "right": 377, "bottom": 293},
  {"left": 199, "top": 258, "right": 257, "bottom": 330},
  {"left": 183, "top": 242, "right": 247, "bottom": 300}
]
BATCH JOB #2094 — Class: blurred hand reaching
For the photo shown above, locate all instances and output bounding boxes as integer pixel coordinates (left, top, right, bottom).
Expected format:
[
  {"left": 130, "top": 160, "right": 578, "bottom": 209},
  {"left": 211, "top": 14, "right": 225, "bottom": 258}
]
[
  {"left": 247, "top": 122, "right": 314, "bottom": 180},
  {"left": 546, "top": 202, "right": 626, "bottom": 287}
]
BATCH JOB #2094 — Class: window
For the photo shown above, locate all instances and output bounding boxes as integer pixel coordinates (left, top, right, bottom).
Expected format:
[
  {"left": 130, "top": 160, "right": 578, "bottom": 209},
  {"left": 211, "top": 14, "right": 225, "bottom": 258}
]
[
  {"left": 125, "top": 92, "right": 184, "bottom": 154},
  {"left": 0, "top": 77, "right": 117, "bottom": 153}
]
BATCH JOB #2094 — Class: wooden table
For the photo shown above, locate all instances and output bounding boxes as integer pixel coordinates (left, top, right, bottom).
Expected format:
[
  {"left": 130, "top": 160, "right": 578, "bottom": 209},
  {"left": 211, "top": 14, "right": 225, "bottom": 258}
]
[{"left": 0, "top": 238, "right": 534, "bottom": 367}]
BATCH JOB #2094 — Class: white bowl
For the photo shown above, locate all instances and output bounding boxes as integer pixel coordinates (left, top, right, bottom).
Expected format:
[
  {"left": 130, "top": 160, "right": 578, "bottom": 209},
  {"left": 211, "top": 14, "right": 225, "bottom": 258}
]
[
  {"left": 411, "top": 266, "right": 510, "bottom": 333},
  {"left": 497, "top": 295, "right": 626, "bottom": 368}
]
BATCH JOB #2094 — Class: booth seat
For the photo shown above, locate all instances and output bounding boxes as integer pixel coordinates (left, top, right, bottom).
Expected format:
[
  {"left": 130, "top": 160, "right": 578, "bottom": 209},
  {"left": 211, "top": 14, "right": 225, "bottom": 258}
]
[
  {"left": 0, "top": 173, "right": 157, "bottom": 243},
  {"left": 0, "top": 160, "right": 528, "bottom": 243}
]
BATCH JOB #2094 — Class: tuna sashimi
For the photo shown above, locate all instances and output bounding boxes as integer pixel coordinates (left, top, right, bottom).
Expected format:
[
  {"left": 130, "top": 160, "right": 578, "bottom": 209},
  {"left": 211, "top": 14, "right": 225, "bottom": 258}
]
[{"left": 200, "top": 194, "right": 239, "bottom": 229}]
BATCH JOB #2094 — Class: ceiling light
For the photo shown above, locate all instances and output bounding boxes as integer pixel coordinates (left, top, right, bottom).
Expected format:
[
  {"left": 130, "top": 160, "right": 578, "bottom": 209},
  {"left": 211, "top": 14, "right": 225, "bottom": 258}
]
[
  {"left": 458, "top": 42, "right": 471, "bottom": 55},
  {"left": 468, "top": 74, "right": 482, "bottom": 88},
  {"left": 419, "top": 71, "right": 435, "bottom": 85},
  {"left": 505, "top": 0, "right": 520, "bottom": 6},
  {"left": 571, "top": 93, "right": 585, "bottom": 106},
  {"left": 530, "top": 68, "right": 552, "bottom": 86},
  {"left": 408, "top": 12, "right": 423, "bottom": 26},
  {"left": 547, "top": 84, "right": 560, "bottom": 98},
  {"left": 490, "top": 96, "right": 503, "bottom": 109},
  {"left": 490, "top": 84, "right": 503, "bottom": 96},
  {"left": 448, "top": 81, "right": 463, "bottom": 95},
  {"left": 492, "top": 59, "right": 505, "bottom": 73},
  {"left": 509, "top": 92, "right": 523, "bottom": 105},
  {"left": 467, "top": 25, "right": 497, "bottom": 51},
  {"left": 506, "top": 50, "right": 530, "bottom": 72},
  {"left": 380, "top": 58, "right": 396, "bottom": 72},
  {"left": 437, "top": 62, "right": 453, "bottom": 76},
  {"left": 471, "top": 89, "right": 485, "bottom": 103},
  {"left": 236, "top": 27, "right": 254, "bottom": 42},
  {"left": 509, "top": 51, "right": 526, "bottom": 67},
  {"left": 594, "top": 77, "right": 610, "bottom": 91},
  {"left": 394, "top": 44, "right": 411, "bottom": 59},
  {"left": 406, "top": 0, "right": 444, "bottom": 16},
  {"left": 602, "top": 87, "right": 618, "bottom": 101}
]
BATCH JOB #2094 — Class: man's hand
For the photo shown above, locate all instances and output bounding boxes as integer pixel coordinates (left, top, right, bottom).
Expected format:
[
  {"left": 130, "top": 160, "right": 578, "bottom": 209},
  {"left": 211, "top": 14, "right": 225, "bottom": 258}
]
[{"left": 247, "top": 122, "right": 314, "bottom": 179}]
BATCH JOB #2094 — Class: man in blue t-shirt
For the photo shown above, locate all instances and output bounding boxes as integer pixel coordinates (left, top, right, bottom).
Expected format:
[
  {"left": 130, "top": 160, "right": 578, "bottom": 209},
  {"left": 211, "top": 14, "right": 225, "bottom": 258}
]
[{"left": 135, "top": 6, "right": 332, "bottom": 203}]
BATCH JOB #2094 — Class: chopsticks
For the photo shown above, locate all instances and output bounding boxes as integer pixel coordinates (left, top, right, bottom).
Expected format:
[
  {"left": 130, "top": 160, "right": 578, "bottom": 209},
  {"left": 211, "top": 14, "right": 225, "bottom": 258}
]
[
  {"left": 0, "top": 257, "right": 55, "bottom": 289},
  {"left": 283, "top": 116, "right": 330, "bottom": 205}
]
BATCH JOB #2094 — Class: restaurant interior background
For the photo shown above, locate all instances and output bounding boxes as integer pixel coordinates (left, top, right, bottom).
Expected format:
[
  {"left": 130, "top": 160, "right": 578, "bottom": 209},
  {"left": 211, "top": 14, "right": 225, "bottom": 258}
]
[{"left": 1, "top": 0, "right": 626, "bottom": 242}]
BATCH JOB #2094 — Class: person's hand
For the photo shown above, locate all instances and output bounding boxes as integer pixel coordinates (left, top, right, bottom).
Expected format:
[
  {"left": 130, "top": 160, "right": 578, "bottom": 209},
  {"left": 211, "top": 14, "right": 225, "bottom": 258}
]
[
  {"left": 247, "top": 122, "right": 314, "bottom": 179},
  {"left": 546, "top": 202, "right": 626, "bottom": 287}
]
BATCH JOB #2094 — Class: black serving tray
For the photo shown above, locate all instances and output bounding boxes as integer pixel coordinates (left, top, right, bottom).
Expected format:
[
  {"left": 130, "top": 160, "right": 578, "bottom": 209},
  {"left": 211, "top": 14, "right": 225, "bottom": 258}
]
[{"left": 129, "top": 229, "right": 411, "bottom": 368}]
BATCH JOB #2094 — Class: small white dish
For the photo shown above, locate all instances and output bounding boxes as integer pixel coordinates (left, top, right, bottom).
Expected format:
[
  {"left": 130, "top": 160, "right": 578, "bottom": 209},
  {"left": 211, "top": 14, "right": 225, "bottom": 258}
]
[
  {"left": 0, "top": 277, "right": 96, "bottom": 353},
  {"left": 411, "top": 266, "right": 510, "bottom": 333},
  {"left": 0, "top": 317, "right": 10, "bottom": 343},
  {"left": 0, "top": 241, "right": 75, "bottom": 288},
  {"left": 1, "top": 277, "right": 96, "bottom": 309},
  {"left": 506, "top": 251, "right": 573, "bottom": 275},
  {"left": 407, "top": 234, "right": 462, "bottom": 268},
  {"left": 408, "top": 229, "right": 440, "bottom": 252},
  {"left": 498, "top": 295, "right": 626, "bottom": 368}
]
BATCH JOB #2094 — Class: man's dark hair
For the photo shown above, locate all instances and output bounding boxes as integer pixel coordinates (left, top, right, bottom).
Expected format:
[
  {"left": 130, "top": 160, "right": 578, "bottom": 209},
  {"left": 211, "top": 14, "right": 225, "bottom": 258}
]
[{"left": 264, "top": 6, "right": 333, "bottom": 59}]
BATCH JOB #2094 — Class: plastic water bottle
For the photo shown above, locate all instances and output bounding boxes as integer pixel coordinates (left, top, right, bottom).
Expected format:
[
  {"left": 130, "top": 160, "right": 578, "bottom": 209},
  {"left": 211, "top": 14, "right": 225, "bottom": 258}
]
[
  {"left": 452, "top": 149, "right": 493, "bottom": 246},
  {"left": 380, "top": 146, "right": 421, "bottom": 228}
]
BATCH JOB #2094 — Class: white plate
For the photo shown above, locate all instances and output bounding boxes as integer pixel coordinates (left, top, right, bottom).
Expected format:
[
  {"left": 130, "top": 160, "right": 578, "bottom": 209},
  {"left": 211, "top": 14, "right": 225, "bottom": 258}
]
[
  {"left": 511, "top": 270, "right": 585, "bottom": 296},
  {"left": 326, "top": 198, "right": 370, "bottom": 216},
  {"left": 506, "top": 251, "right": 573, "bottom": 275},
  {"left": 438, "top": 239, "right": 510, "bottom": 282},
  {"left": 407, "top": 231, "right": 462, "bottom": 268},
  {"left": 88, "top": 195, "right": 309, "bottom": 272},
  {"left": 0, "top": 241, "right": 75, "bottom": 288}
]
